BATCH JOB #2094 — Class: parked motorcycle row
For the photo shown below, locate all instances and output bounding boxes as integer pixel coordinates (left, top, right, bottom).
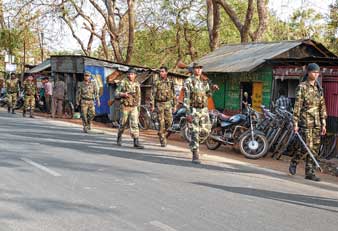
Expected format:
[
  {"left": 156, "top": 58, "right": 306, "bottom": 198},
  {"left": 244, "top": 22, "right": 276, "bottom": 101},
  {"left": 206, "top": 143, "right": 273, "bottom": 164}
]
[{"left": 139, "top": 104, "right": 337, "bottom": 160}]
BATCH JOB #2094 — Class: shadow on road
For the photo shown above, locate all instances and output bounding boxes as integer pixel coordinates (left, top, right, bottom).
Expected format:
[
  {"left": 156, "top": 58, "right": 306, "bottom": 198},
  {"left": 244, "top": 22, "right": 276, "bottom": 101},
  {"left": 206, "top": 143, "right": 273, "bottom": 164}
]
[{"left": 192, "top": 182, "right": 338, "bottom": 213}]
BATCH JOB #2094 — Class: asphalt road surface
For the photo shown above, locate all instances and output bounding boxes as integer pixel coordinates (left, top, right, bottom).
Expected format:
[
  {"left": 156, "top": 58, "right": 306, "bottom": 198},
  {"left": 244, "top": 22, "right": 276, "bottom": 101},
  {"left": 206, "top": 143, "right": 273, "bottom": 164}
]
[{"left": 1, "top": 109, "right": 338, "bottom": 231}]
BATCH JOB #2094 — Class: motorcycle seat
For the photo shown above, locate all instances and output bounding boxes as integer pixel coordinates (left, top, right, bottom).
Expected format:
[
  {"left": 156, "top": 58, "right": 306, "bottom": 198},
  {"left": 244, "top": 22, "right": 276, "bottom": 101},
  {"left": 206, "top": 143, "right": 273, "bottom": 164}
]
[{"left": 218, "top": 113, "right": 230, "bottom": 121}]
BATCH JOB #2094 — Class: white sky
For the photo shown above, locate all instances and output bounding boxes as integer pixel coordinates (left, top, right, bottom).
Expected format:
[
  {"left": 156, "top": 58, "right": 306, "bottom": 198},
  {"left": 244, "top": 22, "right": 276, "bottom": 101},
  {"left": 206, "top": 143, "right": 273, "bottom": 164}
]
[{"left": 55, "top": 0, "right": 334, "bottom": 52}]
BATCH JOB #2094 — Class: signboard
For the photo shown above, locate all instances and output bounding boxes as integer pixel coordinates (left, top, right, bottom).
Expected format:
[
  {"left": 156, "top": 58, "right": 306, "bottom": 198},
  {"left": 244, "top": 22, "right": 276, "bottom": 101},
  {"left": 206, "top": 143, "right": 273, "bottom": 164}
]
[{"left": 5, "top": 63, "right": 17, "bottom": 72}]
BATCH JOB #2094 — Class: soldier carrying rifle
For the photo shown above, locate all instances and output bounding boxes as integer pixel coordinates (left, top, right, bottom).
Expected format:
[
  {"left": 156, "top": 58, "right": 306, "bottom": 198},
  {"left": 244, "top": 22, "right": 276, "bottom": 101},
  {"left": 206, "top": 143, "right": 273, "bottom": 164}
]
[{"left": 289, "top": 63, "right": 327, "bottom": 181}]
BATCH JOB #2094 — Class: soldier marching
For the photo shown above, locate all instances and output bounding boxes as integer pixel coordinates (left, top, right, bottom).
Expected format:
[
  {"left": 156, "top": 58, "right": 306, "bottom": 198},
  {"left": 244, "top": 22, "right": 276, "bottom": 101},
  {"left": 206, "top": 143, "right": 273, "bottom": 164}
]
[
  {"left": 76, "top": 71, "right": 100, "bottom": 133},
  {"left": 150, "top": 66, "right": 177, "bottom": 147},
  {"left": 5, "top": 73, "right": 20, "bottom": 114},
  {"left": 183, "top": 62, "right": 218, "bottom": 164},
  {"left": 22, "top": 75, "right": 38, "bottom": 118},
  {"left": 115, "top": 68, "right": 144, "bottom": 149}
]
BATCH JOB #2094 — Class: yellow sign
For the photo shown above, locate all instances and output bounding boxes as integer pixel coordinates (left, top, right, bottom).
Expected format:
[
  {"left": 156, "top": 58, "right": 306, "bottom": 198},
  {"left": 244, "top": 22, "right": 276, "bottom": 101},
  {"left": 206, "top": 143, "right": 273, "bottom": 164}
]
[{"left": 252, "top": 82, "right": 263, "bottom": 112}]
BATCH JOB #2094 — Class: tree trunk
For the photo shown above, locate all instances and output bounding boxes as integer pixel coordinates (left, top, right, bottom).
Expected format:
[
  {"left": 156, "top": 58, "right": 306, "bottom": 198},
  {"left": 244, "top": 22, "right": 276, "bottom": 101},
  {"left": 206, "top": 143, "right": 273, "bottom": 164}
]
[
  {"left": 207, "top": 0, "right": 221, "bottom": 51},
  {"left": 216, "top": 0, "right": 268, "bottom": 43},
  {"left": 252, "top": 0, "right": 268, "bottom": 41},
  {"left": 125, "top": 0, "right": 137, "bottom": 64},
  {"left": 0, "top": 0, "right": 5, "bottom": 29},
  {"left": 101, "top": 26, "right": 109, "bottom": 60}
]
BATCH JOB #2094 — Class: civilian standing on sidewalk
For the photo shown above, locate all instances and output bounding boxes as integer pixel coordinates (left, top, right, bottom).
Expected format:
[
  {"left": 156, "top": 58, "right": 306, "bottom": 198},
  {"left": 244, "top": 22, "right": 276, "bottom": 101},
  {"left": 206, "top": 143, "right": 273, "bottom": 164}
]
[
  {"left": 43, "top": 77, "right": 53, "bottom": 114},
  {"left": 52, "top": 78, "right": 66, "bottom": 118}
]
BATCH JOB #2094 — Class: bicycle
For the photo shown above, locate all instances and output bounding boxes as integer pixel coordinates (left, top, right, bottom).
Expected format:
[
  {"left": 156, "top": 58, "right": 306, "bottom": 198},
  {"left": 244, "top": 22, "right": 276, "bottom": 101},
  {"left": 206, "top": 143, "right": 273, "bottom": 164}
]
[
  {"left": 138, "top": 105, "right": 159, "bottom": 131},
  {"left": 319, "top": 134, "right": 338, "bottom": 160}
]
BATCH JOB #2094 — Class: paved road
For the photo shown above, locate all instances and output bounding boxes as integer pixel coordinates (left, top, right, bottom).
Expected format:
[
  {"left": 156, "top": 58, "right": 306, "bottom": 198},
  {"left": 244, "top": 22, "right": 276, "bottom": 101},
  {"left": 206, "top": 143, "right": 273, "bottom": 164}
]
[{"left": 1, "top": 109, "right": 338, "bottom": 231}]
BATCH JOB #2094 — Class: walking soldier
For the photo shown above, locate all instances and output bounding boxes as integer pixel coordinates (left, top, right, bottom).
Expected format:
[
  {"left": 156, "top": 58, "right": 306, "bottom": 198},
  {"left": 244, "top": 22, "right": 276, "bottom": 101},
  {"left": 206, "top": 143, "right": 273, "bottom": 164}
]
[
  {"left": 115, "top": 68, "right": 144, "bottom": 149},
  {"left": 150, "top": 66, "right": 177, "bottom": 147},
  {"left": 289, "top": 63, "right": 327, "bottom": 181},
  {"left": 184, "top": 63, "right": 218, "bottom": 164},
  {"left": 23, "top": 75, "right": 38, "bottom": 118},
  {"left": 5, "top": 73, "right": 20, "bottom": 114},
  {"left": 76, "top": 71, "right": 100, "bottom": 133}
]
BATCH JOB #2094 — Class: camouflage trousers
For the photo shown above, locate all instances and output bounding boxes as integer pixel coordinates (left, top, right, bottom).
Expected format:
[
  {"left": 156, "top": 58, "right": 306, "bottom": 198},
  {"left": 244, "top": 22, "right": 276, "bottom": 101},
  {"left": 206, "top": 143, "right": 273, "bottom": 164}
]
[
  {"left": 7, "top": 93, "right": 17, "bottom": 108},
  {"left": 118, "top": 106, "right": 140, "bottom": 138},
  {"left": 24, "top": 95, "right": 35, "bottom": 110},
  {"left": 81, "top": 100, "right": 95, "bottom": 129},
  {"left": 188, "top": 107, "right": 211, "bottom": 152},
  {"left": 291, "top": 127, "right": 321, "bottom": 175},
  {"left": 157, "top": 102, "right": 173, "bottom": 144}
]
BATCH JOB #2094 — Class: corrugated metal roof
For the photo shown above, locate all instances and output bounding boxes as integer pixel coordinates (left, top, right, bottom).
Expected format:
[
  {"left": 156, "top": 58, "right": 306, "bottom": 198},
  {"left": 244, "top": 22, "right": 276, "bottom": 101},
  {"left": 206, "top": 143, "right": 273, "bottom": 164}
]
[
  {"left": 196, "top": 41, "right": 305, "bottom": 73},
  {"left": 27, "top": 59, "right": 51, "bottom": 73}
]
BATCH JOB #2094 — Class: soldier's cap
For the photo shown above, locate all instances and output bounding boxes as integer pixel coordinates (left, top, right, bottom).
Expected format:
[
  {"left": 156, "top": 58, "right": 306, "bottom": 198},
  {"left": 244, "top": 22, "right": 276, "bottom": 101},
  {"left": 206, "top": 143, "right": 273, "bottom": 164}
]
[
  {"left": 84, "top": 71, "right": 91, "bottom": 76},
  {"left": 127, "top": 68, "right": 137, "bottom": 74},
  {"left": 307, "top": 63, "right": 320, "bottom": 72},
  {"left": 192, "top": 62, "right": 203, "bottom": 69}
]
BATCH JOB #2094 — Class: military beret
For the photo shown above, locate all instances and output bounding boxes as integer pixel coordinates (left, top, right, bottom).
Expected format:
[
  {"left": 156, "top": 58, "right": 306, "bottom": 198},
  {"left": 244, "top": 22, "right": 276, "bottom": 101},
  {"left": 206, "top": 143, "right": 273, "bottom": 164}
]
[
  {"left": 84, "top": 71, "right": 91, "bottom": 76},
  {"left": 127, "top": 68, "right": 137, "bottom": 74},
  {"left": 192, "top": 62, "right": 203, "bottom": 68},
  {"left": 307, "top": 63, "right": 320, "bottom": 72}
]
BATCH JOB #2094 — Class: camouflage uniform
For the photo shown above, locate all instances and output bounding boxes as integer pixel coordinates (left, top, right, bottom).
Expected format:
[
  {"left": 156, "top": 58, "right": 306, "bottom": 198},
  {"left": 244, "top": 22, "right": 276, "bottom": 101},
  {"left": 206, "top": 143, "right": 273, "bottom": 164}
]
[
  {"left": 116, "top": 77, "right": 141, "bottom": 140},
  {"left": 5, "top": 78, "right": 19, "bottom": 113},
  {"left": 291, "top": 80, "right": 327, "bottom": 176},
  {"left": 23, "top": 80, "right": 37, "bottom": 117},
  {"left": 184, "top": 74, "right": 212, "bottom": 160},
  {"left": 76, "top": 80, "right": 99, "bottom": 133},
  {"left": 150, "top": 77, "right": 177, "bottom": 146}
]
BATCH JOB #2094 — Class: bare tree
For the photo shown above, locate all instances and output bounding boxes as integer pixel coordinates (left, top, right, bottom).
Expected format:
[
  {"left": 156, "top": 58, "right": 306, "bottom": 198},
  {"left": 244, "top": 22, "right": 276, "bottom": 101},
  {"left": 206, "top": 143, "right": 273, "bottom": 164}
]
[
  {"left": 216, "top": 0, "right": 268, "bottom": 43},
  {"left": 89, "top": 0, "right": 137, "bottom": 64}
]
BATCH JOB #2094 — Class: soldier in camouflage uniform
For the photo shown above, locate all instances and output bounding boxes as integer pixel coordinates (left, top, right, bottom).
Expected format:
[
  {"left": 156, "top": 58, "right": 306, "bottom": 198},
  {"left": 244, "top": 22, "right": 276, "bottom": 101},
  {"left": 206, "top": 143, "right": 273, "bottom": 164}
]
[
  {"left": 5, "top": 73, "right": 20, "bottom": 114},
  {"left": 76, "top": 71, "right": 100, "bottom": 133},
  {"left": 289, "top": 63, "right": 327, "bottom": 181},
  {"left": 23, "top": 75, "right": 38, "bottom": 118},
  {"left": 115, "top": 68, "right": 144, "bottom": 149},
  {"left": 184, "top": 63, "right": 218, "bottom": 164},
  {"left": 150, "top": 66, "right": 177, "bottom": 147}
]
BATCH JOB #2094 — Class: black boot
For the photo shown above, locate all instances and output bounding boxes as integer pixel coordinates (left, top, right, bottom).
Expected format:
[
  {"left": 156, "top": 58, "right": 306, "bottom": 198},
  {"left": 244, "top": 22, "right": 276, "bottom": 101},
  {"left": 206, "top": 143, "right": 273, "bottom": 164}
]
[
  {"left": 192, "top": 150, "right": 201, "bottom": 164},
  {"left": 8, "top": 106, "right": 10, "bottom": 113},
  {"left": 23, "top": 109, "right": 26, "bottom": 117},
  {"left": 12, "top": 108, "right": 16, "bottom": 114},
  {"left": 83, "top": 125, "right": 88, "bottom": 133},
  {"left": 133, "top": 138, "right": 144, "bottom": 149},
  {"left": 160, "top": 137, "right": 166, "bottom": 147},
  {"left": 117, "top": 132, "right": 122, "bottom": 146},
  {"left": 305, "top": 174, "right": 321, "bottom": 182},
  {"left": 289, "top": 161, "right": 297, "bottom": 175}
]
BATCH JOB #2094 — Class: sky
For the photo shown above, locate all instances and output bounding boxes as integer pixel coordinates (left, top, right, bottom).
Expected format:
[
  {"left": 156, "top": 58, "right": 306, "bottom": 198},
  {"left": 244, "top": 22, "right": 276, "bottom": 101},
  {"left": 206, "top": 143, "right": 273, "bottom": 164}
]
[{"left": 53, "top": 0, "right": 334, "bottom": 52}]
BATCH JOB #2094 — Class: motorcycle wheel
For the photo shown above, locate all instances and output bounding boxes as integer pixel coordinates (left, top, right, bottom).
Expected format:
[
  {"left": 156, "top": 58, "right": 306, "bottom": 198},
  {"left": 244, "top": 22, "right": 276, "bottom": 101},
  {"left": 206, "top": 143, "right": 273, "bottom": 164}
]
[
  {"left": 239, "top": 132, "right": 269, "bottom": 159},
  {"left": 181, "top": 124, "right": 191, "bottom": 142},
  {"left": 206, "top": 127, "right": 222, "bottom": 150}
]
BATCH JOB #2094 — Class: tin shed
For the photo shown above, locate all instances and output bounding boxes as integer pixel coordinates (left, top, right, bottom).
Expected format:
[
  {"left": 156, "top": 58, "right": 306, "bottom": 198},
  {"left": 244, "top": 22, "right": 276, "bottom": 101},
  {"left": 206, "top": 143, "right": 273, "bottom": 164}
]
[{"left": 195, "top": 39, "right": 337, "bottom": 115}]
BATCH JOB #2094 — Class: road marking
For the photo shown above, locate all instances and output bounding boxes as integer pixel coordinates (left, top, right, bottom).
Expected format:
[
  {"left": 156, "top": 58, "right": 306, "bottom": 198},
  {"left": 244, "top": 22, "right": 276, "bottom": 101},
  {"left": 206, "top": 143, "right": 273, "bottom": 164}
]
[
  {"left": 149, "top": 221, "right": 177, "bottom": 231},
  {"left": 21, "top": 158, "right": 61, "bottom": 177}
]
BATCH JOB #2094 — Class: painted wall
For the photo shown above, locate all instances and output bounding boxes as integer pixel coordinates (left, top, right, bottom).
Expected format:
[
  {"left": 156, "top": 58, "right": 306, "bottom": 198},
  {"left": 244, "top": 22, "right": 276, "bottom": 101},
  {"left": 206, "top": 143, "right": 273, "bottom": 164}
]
[{"left": 209, "top": 66, "right": 273, "bottom": 113}]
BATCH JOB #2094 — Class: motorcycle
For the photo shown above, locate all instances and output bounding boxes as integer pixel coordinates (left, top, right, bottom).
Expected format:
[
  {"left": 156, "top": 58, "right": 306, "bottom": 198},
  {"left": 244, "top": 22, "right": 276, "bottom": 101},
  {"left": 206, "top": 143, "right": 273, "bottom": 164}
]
[
  {"left": 166, "top": 105, "right": 189, "bottom": 141},
  {"left": 206, "top": 106, "right": 268, "bottom": 159},
  {"left": 14, "top": 90, "right": 45, "bottom": 112}
]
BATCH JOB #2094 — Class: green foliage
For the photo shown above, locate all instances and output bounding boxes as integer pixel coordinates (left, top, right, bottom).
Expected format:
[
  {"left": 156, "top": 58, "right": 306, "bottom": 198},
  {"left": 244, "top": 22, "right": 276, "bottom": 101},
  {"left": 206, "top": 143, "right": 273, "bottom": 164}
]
[{"left": 0, "top": 28, "right": 23, "bottom": 53}]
